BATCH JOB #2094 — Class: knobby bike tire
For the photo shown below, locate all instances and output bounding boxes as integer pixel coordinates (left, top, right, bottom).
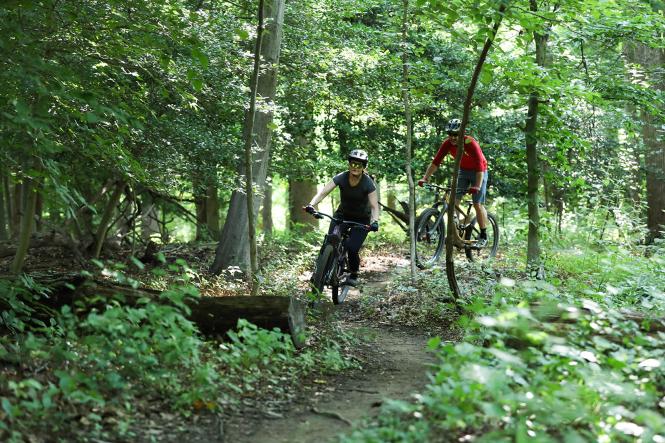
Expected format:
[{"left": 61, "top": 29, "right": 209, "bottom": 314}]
[
  {"left": 311, "top": 244, "right": 335, "bottom": 293},
  {"left": 415, "top": 207, "right": 446, "bottom": 269},
  {"left": 464, "top": 212, "right": 499, "bottom": 262},
  {"left": 332, "top": 254, "right": 349, "bottom": 305}
]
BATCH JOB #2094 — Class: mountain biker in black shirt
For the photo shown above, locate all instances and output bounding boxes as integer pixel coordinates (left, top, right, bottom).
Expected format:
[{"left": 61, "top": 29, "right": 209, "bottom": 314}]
[{"left": 304, "top": 150, "right": 380, "bottom": 286}]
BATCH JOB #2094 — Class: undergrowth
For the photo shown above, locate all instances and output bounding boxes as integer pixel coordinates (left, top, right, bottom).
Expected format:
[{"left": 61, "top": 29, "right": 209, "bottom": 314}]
[
  {"left": 340, "top": 205, "right": 665, "bottom": 443},
  {"left": 0, "top": 244, "right": 356, "bottom": 442}
]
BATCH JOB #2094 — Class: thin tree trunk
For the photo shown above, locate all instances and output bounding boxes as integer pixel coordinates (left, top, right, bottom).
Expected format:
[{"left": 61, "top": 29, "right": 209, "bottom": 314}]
[
  {"left": 193, "top": 176, "right": 207, "bottom": 241},
  {"left": 525, "top": 0, "right": 548, "bottom": 279},
  {"left": 641, "top": 47, "right": 665, "bottom": 243},
  {"left": 402, "top": 0, "right": 417, "bottom": 282},
  {"left": 210, "top": 0, "right": 284, "bottom": 276},
  {"left": 0, "top": 175, "right": 7, "bottom": 241},
  {"left": 243, "top": 0, "right": 265, "bottom": 295},
  {"left": 11, "top": 181, "right": 22, "bottom": 239},
  {"left": 10, "top": 175, "right": 39, "bottom": 274},
  {"left": 34, "top": 189, "right": 43, "bottom": 233},
  {"left": 93, "top": 181, "right": 125, "bottom": 259},
  {"left": 2, "top": 174, "right": 11, "bottom": 238},
  {"left": 446, "top": 2, "right": 507, "bottom": 303}
]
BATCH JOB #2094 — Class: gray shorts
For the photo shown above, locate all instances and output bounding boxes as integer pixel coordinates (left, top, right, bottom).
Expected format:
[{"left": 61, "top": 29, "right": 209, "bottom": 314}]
[{"left": 456, "top": 169, "right": 488, "bottom": 204}]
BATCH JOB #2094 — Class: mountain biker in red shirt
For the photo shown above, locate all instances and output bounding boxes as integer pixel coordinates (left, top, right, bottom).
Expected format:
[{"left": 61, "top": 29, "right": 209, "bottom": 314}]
[
  {"left": 418, "top": 119, "right": 489, "bottom": 246},
  {"left": 303, "top": 149, "right": 380, "bottom": 286}
]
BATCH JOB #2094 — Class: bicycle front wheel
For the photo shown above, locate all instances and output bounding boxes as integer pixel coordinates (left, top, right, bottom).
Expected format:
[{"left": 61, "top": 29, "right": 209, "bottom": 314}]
[
  {"left": 311, "top": 244, "right": 335, "bottom": 293},
  {"left": 332, "top": 254, "right": 348, "bottom": 305},
  {"left": 464, "top": 212, "right": 499, "bottom": 262},
  {"left": 415, "top": 208, "right": 445, "bottom": 268}
]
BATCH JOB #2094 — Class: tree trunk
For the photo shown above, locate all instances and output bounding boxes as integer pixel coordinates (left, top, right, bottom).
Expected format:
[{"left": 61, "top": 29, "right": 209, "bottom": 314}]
[
  {"left": 0, "top": 175, "right": 7, "bottom": 241},
  {"left": 288, "top": 179, "right": 317, "bottom": 231},
  {"left": 2, "top": 174, "right": 11, "bottom": 239},
  {"left": 401, "top": 0, "right": 417, "bottom": 282},
  {"left": 140, "top": 192, "right": 160, "bottom": 243},
  {"left": 640, "top": 45, "right": 665, "bottom": 243},
  {"left": 34, "top": 189, "right": 43, "bottom": 233},
  {"left": 446, "top": 3, "right": 507, "bottom": 303},
  {"left": 206, "top": 184, "right": 220, "bottom": 241},
  {"left": 643, "top": 108, "right": 665, "bottom": 243},
  {"left": 210, "top": 0, "right": 285, "bottom": 275},
  {"left": 525, "top": 0, "right": 548, "bottom": 279},
  {"left": 193, "top": 176, "right": 207, "bottom": 241},
  {"left": 526, "top": 92, "right": 543, "bottom": 277},
  {"left": 242, "top": 0, "right": 265, "bottom": 295},
  {"left": 10, "top": 181, "right": 22, "bottom": 239},
  {"left": 262, "top": 179, "right": 274, "bottom": 236},
  {"left": 10, "top": 175, "right": 39, "bottom": 274},
  {"left": 93, "top": 181, "right": 125, "bottom": 259},
  {"left": 386, "top": 184, "right": 396, "bottom": 210}
]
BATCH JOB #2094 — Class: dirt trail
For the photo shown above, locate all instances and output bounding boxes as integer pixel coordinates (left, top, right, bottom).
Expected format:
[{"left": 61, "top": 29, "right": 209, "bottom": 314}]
[{"left": 224, "top": 255, "right": 437, "bottom": 443}]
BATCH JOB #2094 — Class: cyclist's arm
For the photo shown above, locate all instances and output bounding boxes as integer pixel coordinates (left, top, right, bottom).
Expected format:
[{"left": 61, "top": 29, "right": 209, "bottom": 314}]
[
  {"left": 422, "top": 141, "right": 449, "bottom": 182},
  {"left": 421, "top": 162, "right": 439, "bottom": 182},
  {"left": 308, "top": 180, "right": 337, "bottom": 207},
  {"left": 368, "top": 191, "right": 379, "bottom": 223}
]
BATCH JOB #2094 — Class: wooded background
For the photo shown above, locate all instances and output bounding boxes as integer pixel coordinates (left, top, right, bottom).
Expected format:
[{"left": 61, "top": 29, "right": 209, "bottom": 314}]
[{"left": 1, "top": 0, "right": 663, "bottom": 275}]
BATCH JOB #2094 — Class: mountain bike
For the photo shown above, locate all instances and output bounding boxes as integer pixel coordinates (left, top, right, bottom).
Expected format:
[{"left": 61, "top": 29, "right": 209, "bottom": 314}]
[
  {"left": 416, "top": 183, "right": 499, "bottom": 268},
  {"left": 308, "top": 211, "right": 371, "bottom": 304}
]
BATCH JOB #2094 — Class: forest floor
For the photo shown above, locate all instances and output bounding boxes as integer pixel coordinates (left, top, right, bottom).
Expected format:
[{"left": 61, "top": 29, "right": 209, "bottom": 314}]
[
  {"left": 217, "top": 253, "right": 456, "bottom": 443},
  {"left": 2, "top": 245, "right": 463, "bottom": 442}
]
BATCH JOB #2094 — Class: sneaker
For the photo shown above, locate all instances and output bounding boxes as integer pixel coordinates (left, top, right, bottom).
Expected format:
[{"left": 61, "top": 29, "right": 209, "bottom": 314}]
[
  {"left": 475, "top": 238, "right": 488, "bottom": 248},
  {"left": 342, "top": 276, "right": 358, "bottom": 287}
]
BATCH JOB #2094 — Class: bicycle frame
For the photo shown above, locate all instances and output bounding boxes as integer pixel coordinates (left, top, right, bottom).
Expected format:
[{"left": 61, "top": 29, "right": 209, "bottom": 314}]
[
  {"left": 311, "top": 211, "right": 370, "bottom": 292},
  {"left": 424, "top": 184, "right": 475, "bottom": 247}
]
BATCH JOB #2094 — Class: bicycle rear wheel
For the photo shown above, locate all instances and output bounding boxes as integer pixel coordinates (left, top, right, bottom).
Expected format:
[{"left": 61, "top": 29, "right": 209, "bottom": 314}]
[
  {"left": 415, "top": 208, "right": 445, "bottom": 268},
  {"left": 464, "top": 212, "right": 499, "bottom": 262},
  {"left": 311, "top": 244, "right": 335, "bottom": 293}
]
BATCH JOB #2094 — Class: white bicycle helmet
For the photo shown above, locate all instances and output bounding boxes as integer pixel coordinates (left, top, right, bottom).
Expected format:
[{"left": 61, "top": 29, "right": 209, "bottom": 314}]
[
  {"left": 445, "top": 118, "right": 462, "bottom": 134},
  {"left": 348, "top": 149, "right": 369, "bottom": 166}
]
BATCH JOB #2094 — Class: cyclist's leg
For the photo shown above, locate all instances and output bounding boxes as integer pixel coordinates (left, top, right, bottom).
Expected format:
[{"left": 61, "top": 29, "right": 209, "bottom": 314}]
[
  {"left": 327, "top": 218, "right": 341, "bottom": 235},
  {"left": 471, "top": 171, "right": 489, "bottom": 230},
  {"left": 455, "top": 170, "right": 474, "bottom": 201},
  {"left": 345, "top": 226, "right": 369, "bottom": 279}
]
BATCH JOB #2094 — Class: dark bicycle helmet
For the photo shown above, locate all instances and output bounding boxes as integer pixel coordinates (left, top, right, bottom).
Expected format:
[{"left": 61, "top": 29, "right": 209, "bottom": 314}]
[
  {"left": 445, "top": 118, "right": 462, "bottom": 135},
  {"left": 348, "top": 149, "right": 369, "bottom": 166}
]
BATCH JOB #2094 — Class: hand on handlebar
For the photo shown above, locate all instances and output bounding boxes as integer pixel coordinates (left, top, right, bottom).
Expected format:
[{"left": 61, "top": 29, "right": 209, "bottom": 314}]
[
  {"left": 418, "top": 178, "right": 426, "bottom": 187},
  {"left": 468, "top": 186, "right": 480, "bottom": 195},
  {"left": 303, "top": 204, "right": 316, "bottom": 214},
  {"left": 369, "top": 221, "right": 379, "bottom": 232}
]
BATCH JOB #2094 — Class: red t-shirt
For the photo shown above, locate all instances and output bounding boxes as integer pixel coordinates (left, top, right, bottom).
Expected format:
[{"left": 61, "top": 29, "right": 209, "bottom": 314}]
[{"left": 432, "top": 136, "right": 487, "bottom": 172}]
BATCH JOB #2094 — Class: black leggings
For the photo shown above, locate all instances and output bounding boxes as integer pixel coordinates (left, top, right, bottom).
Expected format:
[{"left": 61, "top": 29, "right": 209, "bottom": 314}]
[{"left": 327, "top": 221, "right": 369, "bottom": 275}]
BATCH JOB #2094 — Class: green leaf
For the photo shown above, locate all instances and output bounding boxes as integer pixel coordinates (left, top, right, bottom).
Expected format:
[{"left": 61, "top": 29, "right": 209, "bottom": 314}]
[
  {"left": 427, "top": 336, "right": 442, "bottom": 350},
  {"left": 192, "top": 48, "right": 209, "bottom": 69},
  {"left": 235, "top": 28, "right": 250, "bottom": 40}
]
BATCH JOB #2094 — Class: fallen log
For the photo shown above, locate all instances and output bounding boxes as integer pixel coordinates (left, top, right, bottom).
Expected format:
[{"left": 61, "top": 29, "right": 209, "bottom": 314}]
[
  {"left": 0, "top": 231, "right": 80, "bottom": 259},
  {"left": 30, "top": 278, "right": 307, "bottom": 348}
]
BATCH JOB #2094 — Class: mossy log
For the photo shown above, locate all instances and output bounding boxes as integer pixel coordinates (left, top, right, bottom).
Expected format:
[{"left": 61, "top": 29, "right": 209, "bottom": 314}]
[{"left": 33, "top": 278, "right": 307, "bottom": 348}]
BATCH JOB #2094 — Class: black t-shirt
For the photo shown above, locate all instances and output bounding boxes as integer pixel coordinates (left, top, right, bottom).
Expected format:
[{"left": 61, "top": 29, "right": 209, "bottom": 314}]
[{"left": 332, "top": 171, "right": 376, "bottom": 223}]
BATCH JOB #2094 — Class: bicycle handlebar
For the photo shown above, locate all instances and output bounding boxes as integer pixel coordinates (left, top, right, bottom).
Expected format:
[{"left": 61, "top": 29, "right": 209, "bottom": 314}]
[
  {"left": 310, "top": 211, "right": 371, "bottom": 230},
  {"left": 421, "top": 182, "right": 450, "bottom": 192}
]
